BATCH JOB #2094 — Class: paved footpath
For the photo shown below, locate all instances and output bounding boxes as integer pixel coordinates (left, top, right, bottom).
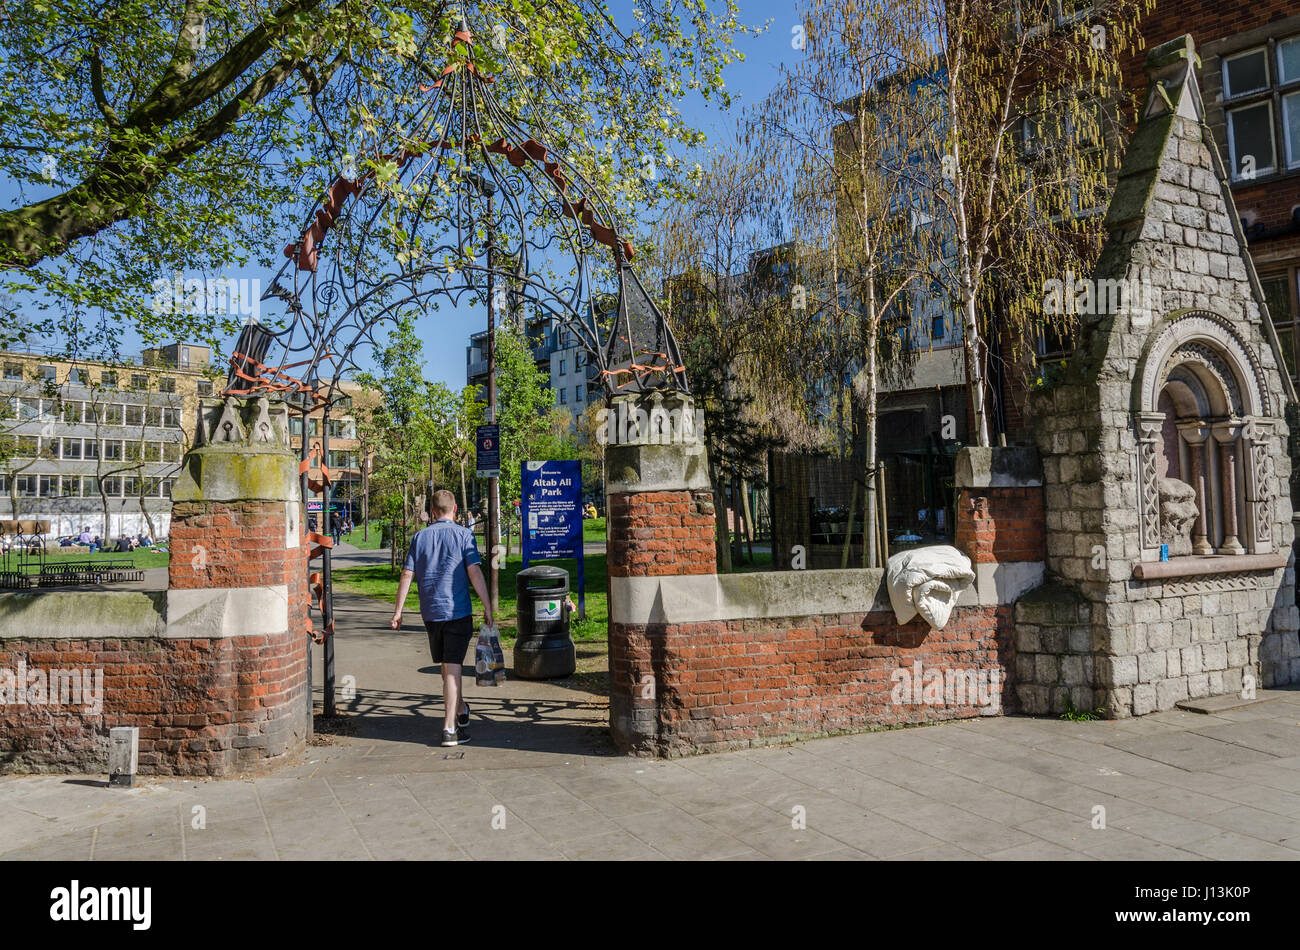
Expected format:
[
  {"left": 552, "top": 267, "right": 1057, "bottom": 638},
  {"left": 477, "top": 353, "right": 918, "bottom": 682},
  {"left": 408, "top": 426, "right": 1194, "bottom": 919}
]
[{"left": 3, "top": 551, "right": 1300, "bottom": 859}]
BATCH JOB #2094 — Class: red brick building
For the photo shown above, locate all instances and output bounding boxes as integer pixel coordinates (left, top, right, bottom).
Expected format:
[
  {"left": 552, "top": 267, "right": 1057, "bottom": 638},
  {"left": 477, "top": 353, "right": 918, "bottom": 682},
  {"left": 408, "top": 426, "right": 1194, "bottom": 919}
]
[
  {"left": 1127, "top": 2, "right": 1300, "bottom": 380},
  {"left": 988, "top": 2, "right": 1300, "bottom": 445}
]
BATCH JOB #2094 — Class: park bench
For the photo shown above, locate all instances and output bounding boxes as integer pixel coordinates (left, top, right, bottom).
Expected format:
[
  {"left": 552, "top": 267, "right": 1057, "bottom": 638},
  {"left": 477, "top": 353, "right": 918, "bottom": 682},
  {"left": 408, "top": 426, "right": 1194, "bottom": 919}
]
[{"left": 34, "top": 559, "right": 145, "bottom": 587}]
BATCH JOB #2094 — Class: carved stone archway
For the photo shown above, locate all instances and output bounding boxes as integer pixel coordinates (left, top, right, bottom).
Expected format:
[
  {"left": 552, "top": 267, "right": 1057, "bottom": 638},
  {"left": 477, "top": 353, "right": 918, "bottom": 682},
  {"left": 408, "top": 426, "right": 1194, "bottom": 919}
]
[{"left": 1133, "top": 310, "right": 1274, "bottom": 559}]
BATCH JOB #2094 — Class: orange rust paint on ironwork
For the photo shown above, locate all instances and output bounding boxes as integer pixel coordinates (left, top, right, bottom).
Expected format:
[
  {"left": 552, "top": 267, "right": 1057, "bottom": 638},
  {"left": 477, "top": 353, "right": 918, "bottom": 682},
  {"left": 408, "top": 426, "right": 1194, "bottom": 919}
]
[
  {"left": 285, "top": 148, "right": 426, "bottom": 272},
  {"left": 484, "top": 136, "right": 635, "bottom": 261},
  {"left": 225, "top": 351, "right": 330, "bottom": 407}
]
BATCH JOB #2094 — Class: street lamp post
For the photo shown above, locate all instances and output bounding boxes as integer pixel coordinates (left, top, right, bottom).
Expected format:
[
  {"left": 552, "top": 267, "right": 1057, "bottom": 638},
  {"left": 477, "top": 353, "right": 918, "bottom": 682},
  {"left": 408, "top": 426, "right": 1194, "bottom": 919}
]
[{"left": 465, "top": 170, "right": 500, "bottom": 617}]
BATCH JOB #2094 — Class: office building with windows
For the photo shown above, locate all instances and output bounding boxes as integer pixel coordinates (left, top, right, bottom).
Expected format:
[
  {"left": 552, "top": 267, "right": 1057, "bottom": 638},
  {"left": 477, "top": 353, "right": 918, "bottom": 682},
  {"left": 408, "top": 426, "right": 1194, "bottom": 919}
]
[{"left": 0, "top": 344, "right": 218, "bottom": 539}]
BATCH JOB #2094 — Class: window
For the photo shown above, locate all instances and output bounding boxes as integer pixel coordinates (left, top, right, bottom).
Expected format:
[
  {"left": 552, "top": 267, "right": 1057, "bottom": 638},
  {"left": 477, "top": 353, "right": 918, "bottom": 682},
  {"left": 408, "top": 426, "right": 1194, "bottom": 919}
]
[
  {"left": 61, "top": 401, "right": 83, "bottom": 424},
  {"left": 104, "top": 440, "right": 124, "bottom": 461},
  {"left": 16, "top": 397, "right": 39, "bottom": 421},
  {"left": 290, "top": 417, "right": 303, "bottom": 436},
  {"left": 83, "top": 439, "right": 99, "bottom": 460},
  {"left": 1286, "top": 89, "right": 1300, "bottom": 169},
  {"left": 68, "top": 367, "right": 86, "bottom": 385},
  {"left": 158, "top": 376, "right": 175, "bottom": 393},
  {"left": 14, "top": 435, "right": 37, "bottom": 457},
  {"left": 162, "top": 407, "right": 180, "bottom": 428},
  {"left": 103, "top": 403, "right": 124, "bottom": 426},
  {"left": 99, "top": 476, "right": 120, "bottom": 497},
  {"left": 1227, "top": 101, "right": 1276, "bottom": 178},
  {"left": 575, "top": 386, "right": 583, "bottom": 403},
  {"left": 560, "top": 359, "right": 567, "bottom": 375},
  {"left": 1223, "top": 36, "right": 1300, "bottom": 180},
  {"left": 160, "top": 479, "right": 174, "bottom": 498},
  {"left": 1224, "top": 47, "right": 1270, "bottom": 98},
  {"left": 308, "top": 418, "right": 319, "bottom": 438},
  {"left": 932, "top": 315, "right": 947, "bottom": 341},
  {"left": 3, "top": 361, "right": 22, "bottom": 379},
  {"left": 121, "top": 476, "right": 138, "bottom": 496},
  {"left": 559, "top": 388, "right": 567, "bottom": 405},
  {"left": 145, "top": 407, "right": 161, "bottom": 427},
  {"left": 15, "top": 475, "right": 37, "bottom": 497},
  {"left": 130, "top": 374, "right": 147, "bottom": 391},
  {"left": 162, "top": 441, "right": 182, "bottom": 462},
  {"left": 60, "top": 476, "right": 79, "bottom": 497},
  {"left": 100, "top": 370, "right": 118, "bottom": 388},
  {"left": 61, "top": 438, "right": 81, "bottom": 460},
  {"left": 124, "top": 404, "right": 143, "bottom": 427},
  {"left": 36, "top": 365, "right": 55, "bottom": 381},
  {"left": 196, "top": 379, "right": 213, "bottom": 396},
  {"left": 1262, "top": 269, "right": 1299, "bottom": 381},
  {"left": 38, "top": 475, "right": 54, "bottom": 497}
]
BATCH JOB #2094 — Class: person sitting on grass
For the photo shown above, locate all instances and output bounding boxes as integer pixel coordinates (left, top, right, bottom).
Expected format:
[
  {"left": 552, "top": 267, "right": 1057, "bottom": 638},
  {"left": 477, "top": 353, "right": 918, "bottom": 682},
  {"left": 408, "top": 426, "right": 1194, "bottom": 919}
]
[{"left": 390, "top": 489, "right": 495, "bottom": 747}]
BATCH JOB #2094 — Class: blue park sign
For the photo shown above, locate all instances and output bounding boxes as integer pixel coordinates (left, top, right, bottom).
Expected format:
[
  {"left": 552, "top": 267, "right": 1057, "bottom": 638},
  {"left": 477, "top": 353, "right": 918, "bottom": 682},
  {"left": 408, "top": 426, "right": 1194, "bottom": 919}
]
[{"left": 521, "top": 460, "right": 585, "bottom": 615}]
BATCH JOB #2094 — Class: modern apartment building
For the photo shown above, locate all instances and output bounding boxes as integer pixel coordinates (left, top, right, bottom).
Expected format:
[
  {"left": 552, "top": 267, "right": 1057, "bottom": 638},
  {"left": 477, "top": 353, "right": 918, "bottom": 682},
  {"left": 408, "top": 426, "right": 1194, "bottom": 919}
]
[
  {"left": 0, "top": 344, "right": 218, "bottom": 539},
  {"left": 466, "top": 314, "right": 599, "bottom": 429},
  {"left": 289, "top": 378, "right": 372, "bottom": 523}
]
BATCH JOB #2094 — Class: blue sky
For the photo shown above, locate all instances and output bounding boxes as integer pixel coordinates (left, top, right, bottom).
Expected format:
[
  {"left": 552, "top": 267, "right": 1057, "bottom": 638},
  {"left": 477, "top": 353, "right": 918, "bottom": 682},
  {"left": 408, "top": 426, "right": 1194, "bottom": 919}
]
[{"left": 3, "top": 0, "right": 802, "bottom": 390}]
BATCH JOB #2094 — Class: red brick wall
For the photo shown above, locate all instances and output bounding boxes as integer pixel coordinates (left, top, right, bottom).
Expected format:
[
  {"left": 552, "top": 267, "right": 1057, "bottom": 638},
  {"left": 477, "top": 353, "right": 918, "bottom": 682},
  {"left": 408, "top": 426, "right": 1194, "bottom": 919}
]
[
  {"left": 0, "top": 628, "right": 307, "bottom": 775},
  {"left": 0, "top": 492, "right": 310, "bottom": 776},
  {"left": 607, "top": 489, "right": 717, "bottom": 577},
  {"left": 955, "top": 487, "right": 1047, "bottom": 564},
  {"left": 611, "top": 607, "right": 1014, "bottom": 756},
  {"left": 167, "top": 500, "right": 300, "bottom": 589}
]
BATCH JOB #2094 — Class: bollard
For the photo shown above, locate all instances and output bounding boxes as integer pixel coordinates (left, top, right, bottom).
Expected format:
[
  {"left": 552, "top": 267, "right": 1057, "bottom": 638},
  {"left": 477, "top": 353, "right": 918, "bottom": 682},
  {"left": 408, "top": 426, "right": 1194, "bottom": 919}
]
[{"left": 108, "top": 727, "right": 138, "bottom": 788}]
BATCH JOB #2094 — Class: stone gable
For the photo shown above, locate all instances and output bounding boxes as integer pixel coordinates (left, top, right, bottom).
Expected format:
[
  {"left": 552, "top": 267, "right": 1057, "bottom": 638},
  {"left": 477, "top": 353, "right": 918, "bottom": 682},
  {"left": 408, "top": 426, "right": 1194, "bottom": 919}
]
[{"left": 1025, "top": 34, "right": 1299, "bottom": 716}]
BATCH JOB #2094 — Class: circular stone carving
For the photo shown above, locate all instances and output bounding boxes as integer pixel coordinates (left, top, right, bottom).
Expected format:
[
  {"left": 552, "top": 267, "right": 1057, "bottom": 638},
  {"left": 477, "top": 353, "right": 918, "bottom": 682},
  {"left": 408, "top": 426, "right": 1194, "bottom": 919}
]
[{"left": 1135, "top": 311, "right": 1271, "bottom": 417}]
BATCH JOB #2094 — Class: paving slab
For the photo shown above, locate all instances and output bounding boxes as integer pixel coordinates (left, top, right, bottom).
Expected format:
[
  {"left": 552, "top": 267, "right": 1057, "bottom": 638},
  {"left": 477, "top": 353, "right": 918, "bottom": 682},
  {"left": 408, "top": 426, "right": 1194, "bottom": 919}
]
[{"left": 3, "top": 587, "right": 1299, "bottom": 860}]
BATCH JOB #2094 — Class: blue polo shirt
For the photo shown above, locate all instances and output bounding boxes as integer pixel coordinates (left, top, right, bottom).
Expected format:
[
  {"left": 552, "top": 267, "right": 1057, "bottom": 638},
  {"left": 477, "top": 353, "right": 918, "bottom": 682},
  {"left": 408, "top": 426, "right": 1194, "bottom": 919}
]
[{"left": 403, "top": 519, "right": 483, "bottom": 621}]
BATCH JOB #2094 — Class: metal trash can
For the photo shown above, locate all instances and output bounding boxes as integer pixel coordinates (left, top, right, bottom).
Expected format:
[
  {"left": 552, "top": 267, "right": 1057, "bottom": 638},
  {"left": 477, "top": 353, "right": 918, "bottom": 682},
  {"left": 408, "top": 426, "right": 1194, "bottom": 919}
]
[{"left": 514, "top": 565, "right": 576, "bottom": 679}]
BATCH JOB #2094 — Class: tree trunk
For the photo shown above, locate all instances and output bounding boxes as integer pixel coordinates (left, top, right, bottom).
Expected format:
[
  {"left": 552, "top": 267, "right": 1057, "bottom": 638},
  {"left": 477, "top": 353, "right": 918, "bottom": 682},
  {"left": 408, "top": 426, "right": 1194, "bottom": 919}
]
[
  {"left": 709, "top": 458, "right": 732, "bottom": 573},
  {"left": 730, "top": 479, "right": 744, "bottom": 567},
  {"left": 864, "top": 285, "right": 880, "bottom": 568},
  {"left": 139, "top": 488, "right": 157, "bottom": 542},
  {"left": 741, "top": 479, "right": 755, "bottom": 563},
  {"left": 961, "top": 288, "right": 990, "bottom": 448}
]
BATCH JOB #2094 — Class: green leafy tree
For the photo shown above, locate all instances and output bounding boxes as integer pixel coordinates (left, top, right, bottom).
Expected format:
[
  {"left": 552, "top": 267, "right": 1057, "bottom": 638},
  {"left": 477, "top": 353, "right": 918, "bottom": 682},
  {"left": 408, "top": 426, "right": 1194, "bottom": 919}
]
[
  {"left": 0, "top": 0, "right": 752, "bottom": 353},
  {"left": 492, "top": 321, "right": 575, "bottom": 543}
]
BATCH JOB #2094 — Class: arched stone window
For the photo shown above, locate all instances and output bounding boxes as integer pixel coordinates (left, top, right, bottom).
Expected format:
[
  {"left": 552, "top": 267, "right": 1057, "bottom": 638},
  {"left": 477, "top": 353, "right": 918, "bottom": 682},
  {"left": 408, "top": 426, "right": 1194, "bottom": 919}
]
[{"left": 1134, "top": 311, "right": 1276, "bottom": 561}]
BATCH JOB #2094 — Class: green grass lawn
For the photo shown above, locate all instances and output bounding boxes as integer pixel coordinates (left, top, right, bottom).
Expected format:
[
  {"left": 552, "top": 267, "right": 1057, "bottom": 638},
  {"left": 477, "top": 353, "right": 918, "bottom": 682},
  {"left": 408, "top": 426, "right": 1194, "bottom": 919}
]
[
  {"left": 333, "top": 551, "right": 608, "bottom": 646},
  {"left": 342, "top": 521, "right": 386, "bottom": 550}
]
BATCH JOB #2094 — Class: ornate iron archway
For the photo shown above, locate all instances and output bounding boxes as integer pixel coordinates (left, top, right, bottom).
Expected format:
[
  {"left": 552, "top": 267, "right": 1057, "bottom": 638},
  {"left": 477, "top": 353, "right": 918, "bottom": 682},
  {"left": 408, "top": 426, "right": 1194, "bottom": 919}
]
[{"left": 219, "top": 22, "right": 689, "bottom": 717}]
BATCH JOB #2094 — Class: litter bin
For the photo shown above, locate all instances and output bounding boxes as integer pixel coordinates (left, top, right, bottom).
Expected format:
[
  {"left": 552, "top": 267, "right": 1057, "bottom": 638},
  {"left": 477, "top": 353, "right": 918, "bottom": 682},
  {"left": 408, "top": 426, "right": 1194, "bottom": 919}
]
[{"left": 514, "top": 565, "right": 576, "bottom": 679}]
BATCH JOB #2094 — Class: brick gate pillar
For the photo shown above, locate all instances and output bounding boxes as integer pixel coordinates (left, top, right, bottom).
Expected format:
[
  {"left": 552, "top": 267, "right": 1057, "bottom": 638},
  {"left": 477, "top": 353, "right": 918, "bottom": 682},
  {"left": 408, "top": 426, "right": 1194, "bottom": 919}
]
[
  {"left": 164, "top": 395, "right": 310, "bottom": 773},
  {"left": 604, "top": 391, "right": 715, "bottom": 753}
]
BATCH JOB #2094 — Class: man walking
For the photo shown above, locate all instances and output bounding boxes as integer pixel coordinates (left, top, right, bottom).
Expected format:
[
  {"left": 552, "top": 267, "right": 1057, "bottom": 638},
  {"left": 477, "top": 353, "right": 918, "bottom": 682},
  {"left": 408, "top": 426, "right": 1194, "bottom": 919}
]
[{"left": 390, "top": 489, "right": 494, "bottom": 746}]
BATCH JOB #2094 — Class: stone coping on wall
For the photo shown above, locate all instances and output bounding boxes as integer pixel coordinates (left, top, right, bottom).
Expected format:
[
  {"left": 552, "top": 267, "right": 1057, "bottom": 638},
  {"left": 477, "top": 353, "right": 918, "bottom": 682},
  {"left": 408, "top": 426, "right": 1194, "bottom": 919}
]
[
  {"left": 1131, "top": 553, "right": 1288, "bottom": 580},
  {"left": 954, "top": 446, "right": 1043, "bottom": 488},
  {"left": 0, "top": 585, "right": 290, "bottom": 639},
  {"left": 610, "top": 559, "right": 1050, "bottom": 626},
  {"left": 0, "top": 590, "right": 165, "bottom": 639}
]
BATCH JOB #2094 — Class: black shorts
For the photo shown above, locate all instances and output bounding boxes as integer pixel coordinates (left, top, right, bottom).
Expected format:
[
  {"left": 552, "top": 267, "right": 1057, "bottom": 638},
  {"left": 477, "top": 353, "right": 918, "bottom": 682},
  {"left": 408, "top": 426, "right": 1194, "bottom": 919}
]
[{"left": 425, "top": 615, "right": 474, "bottom": 665}]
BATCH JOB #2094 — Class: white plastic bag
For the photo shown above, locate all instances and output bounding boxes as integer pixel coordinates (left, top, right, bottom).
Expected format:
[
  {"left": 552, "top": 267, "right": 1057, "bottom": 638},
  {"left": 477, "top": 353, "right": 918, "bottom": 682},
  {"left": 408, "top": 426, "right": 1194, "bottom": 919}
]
[{"left": 475, "top": 623, "right": 506, "bottom": 686}]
